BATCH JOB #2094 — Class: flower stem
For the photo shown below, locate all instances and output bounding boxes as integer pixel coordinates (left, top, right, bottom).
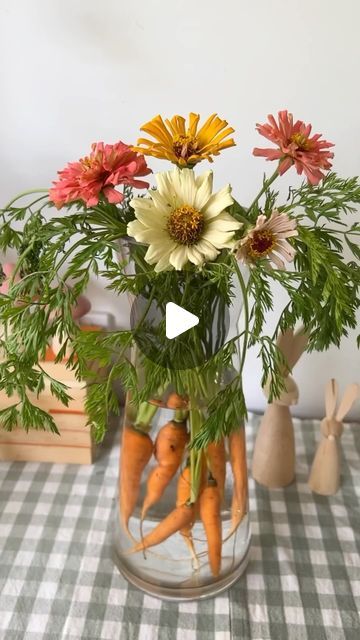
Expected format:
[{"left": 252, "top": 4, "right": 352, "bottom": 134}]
[
  {"left": 189, "top": 406, "right": 203, "bottom": 503},
  {"left": 232, "top": 257, "right": 250, "bottom": 378},
  {"left": 247, "top": 169, "right": 279, "bottom": 213},
  {"left": 9, "top": 243, "right": 37, "bottom": 285},
  {"left": 3, "top": 189, "right": 49, "bottom": 211},
  {"left": 135, "top": 401, "right": 159, "bottom": 431},
  {"left": 174, "top": 408, "right": 188, "bottom": 422}
]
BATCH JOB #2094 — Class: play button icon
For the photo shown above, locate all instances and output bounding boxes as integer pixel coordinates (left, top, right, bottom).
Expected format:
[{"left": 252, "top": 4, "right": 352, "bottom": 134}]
[
  {"left": 130, "top": 276, "right": 231, "bottom": 370},
  {"left": 165, "top": 303, "right": 199, "bottom": 340}
]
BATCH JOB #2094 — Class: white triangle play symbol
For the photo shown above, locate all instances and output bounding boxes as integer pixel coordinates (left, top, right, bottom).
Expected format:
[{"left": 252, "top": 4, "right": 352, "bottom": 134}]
[{"left": 165, "top": 302, "right": 199, "bottom": 340}]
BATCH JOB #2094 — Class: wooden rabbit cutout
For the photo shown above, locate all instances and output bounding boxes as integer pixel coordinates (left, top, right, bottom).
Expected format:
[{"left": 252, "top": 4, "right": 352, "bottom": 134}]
[
  {"left": 308, "top": 380, "right": 360, "bottom": 496},
  {"left": 252, "top": 327, "right": 309, "bottom": 488}
]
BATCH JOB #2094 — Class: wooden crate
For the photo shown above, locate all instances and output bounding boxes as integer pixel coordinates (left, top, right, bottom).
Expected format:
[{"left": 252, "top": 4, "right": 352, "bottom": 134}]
[{"left": 0, "top": 359, "right": 95, "bottom": 465}]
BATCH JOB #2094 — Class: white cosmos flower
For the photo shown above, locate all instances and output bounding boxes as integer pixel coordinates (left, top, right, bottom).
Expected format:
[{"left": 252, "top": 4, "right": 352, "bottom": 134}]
[{"left": 127, "top": 168, "right": 241, "bottom": 272}]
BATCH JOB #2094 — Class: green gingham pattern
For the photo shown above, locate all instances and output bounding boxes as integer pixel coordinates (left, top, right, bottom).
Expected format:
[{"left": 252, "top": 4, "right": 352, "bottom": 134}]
[{"left": 0, "top": 415, "right": 359, "bottom": 640}]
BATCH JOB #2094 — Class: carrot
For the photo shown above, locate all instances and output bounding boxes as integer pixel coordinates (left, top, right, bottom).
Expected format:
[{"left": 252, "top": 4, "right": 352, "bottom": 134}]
[
  {"left": 141, "top": 421, "right": 188, "bottom": 519},
  {"left": 176, "top": 464, "right": 191, "bottom": 503},
  {"left": 199, "top": 477, "right": 222, "bottom": 577},
  {"left": 167, "top": 392, "right": 189, "bottom": 410},
  {"left": 154, "top": 420, "right": 189, "bottom": 466},
  {"left": 176, "top": 465, "right": 192, "bottom": 538},
  {"left": 130, "top": 504, "right": 195, "bottom": 553},
  {"left": 207, "top": 439, "right": 226, "bottom": 501},
  {"left": 141, "top": 465, "right": 176, "bottom": 517},
  {"left": 176, "top": 465, "right": 199, "bottom": 567},
  {"left": 148, "top": 397, "right": 167, "bottom": 408},
  {"left": 119, "top": 424, "right": 153, "bottom": 535},
  {"left": 229, "top": 427, "right": 248, "bottom": 534}
]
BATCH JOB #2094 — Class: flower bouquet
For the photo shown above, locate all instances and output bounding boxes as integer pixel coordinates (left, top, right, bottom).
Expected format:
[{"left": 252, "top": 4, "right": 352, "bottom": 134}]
[{"left": 0, "top": 110, "right": 359, "bottom": 600}]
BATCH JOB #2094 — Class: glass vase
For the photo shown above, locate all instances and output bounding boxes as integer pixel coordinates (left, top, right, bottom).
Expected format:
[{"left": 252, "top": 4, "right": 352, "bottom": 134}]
[{"left": 113, "top": 264, "right": 251, "bottom": 600}]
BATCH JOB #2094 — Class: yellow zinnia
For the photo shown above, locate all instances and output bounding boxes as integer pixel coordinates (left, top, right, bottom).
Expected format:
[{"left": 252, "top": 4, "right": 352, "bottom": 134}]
[{"left": 133, "top": 113, "right": 236, "bottom": 167}]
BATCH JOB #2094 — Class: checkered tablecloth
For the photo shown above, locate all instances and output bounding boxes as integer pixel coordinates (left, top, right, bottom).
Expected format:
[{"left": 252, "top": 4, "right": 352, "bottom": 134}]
[{"left": 0, "top": 414, "right": 359, "bottom": 640}]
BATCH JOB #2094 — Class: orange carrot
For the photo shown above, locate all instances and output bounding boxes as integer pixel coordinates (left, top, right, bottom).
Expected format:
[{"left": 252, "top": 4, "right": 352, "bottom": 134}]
[
  {"left": 176, "top": 465, "right": 191, "bottom": 506},
  {"left": 229, "top": 427, "right": 248, "bottom": 533},
  {"left": 141, "top": 421, "right": 188, "bottom": 519},
  {"left": 176, "top": 465, "right": 193, "bottom": 537},
  {"left": 207, "top": 439, "right": 226, "bottom": 501},
  {"left": 154, "top": 420, "right": 189, "bottom": 467},
  {"left": 199, "top": 478, "right": 222, "bottom": 577},
  {"left": 119, "top": 424, "right": 153, "bottom": 534},
  {"left": 167, "top": 392, "right": 189, "bottom": 410},
  {"left": 141, "top": 465, "right": 176, "bottom": 517},
  {"left": 176, "top": 465, "right": 200, "bottom": 568},
  {"left": 148, "top": 397, "right": 167, "bottom": 408},
  {"left": 130, "top": 504, "right": 195, "bottom": 553}
]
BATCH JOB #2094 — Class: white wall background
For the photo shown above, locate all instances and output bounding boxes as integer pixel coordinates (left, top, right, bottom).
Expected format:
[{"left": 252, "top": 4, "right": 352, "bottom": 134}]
[{"left": 0, "top": 0, "right": 359, "bottom": 419}]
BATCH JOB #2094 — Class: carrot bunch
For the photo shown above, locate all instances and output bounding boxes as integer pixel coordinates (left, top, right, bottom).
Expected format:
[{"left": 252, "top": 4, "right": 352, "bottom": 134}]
[{"left": 120, "top": 393, "right": 249, "bottom": 581}]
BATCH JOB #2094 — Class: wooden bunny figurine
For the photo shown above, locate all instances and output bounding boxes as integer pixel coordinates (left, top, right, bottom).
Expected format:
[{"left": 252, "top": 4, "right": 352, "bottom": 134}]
[
  {"left": 308, "top": 379, "right": 360, "bottom": 496},
  {"left": 252, "top": 327, "right": 308, "bottom": 488}
]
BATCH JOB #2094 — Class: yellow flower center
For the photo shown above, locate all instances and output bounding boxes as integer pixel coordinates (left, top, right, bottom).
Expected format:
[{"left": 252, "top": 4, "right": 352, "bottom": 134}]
[
  {"left": 172, "top": 134, "right": 199, "bottom": 161},
  {"left": 167, "top": 205, "right": 204, "bottom": 245},
  {"left": 290, "top": 132, "right": 311, "bottom": 151},
  {"left": 247, "top": 230, "right": 276, "bottom": 258},
  {"left": 81, "top": 156, "right": 92, "bottom": 168}
]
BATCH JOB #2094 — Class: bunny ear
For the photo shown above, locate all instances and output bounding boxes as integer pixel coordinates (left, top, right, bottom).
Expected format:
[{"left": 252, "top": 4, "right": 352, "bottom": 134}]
[
  {"left": 276, "top": 327, "right": 308, "bottom": 373},
  {"left": 325, "top": 379, "right": 338, "bottom": 419},
  {"left": 276, "top": 329, "right": 295, "bottom": 374},
  {"left": 287, "top": 328, "right": 309, "bottom": 370},
  {"left": 336, "top": 383, "right": 360, "bottom": 421},
  {"left": 276, "top": 329, "right": 294, "bottom": 358}
]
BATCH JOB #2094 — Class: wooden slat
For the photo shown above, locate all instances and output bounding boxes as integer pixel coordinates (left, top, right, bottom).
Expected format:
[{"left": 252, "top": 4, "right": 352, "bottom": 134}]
[
  {"left": 48, "top": 412, "right": 88, "bottom": 431},
  {"left": 0, "top": 356, "right": 96, "bottom": 464},
  {"left": 0, "top": 442, "right": 93, "bottom": 464},
  {"left": 0, "top": 387, "right": 87, "bottom": 413},
  {"left": 0, "top": 424, "right": 91, "bottom": 447}
]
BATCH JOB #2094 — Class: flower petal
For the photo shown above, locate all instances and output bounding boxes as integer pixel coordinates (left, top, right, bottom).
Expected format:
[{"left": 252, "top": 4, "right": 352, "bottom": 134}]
[
  {"left": 208, "top": 211, "right": 241, "bottom": 232},
  {"left": 203, "top": 184, "right": 233, "bottom": 219},
  {"left": 274, "top": 240, "right": 296, "bottom": 261},
  {"left": 177, "top": 168, "right": 197, "bottom": 207},
  {"left": 195, "top": 239, "right": 220, "bottom": 261},
  {"left": 169, "top": 245, "right": 190, "bottom": 270},
  {"left": 194, "top": 171, "right": 213, "bottom": 210},
  {"left": 127, "top": 219, "right": 146, "bottom": 239},
  {"left": 145, "top": 239, "right": 175, "bottom": 263},
  {"left": 268, "top": 251, "right": 285, "bottom": 269},
  {"left": 187, "top": 245, "right": 205, "bottom": 265},
  {"left": 130, "top": 197, "right": 168, "bottom": 229},
  {"left": 154, "top": 250, "right": 174, "bottom": 272},
  {"left": 202, "top": 227, "right": 236, "bottom": 248}
]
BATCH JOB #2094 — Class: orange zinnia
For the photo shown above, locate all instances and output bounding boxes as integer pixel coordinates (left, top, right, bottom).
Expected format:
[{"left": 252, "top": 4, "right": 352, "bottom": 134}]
[{"left": 133, "top": 113, "right": 236, "bottom": 167}]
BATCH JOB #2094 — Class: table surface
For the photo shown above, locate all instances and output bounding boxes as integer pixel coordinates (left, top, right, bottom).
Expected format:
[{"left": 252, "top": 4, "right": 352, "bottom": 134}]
[{"left": 0, "top": 414, "right": 359, "bottom": 640}]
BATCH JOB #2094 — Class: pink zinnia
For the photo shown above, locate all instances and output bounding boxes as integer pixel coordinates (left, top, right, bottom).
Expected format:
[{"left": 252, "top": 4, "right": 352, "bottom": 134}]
[
  {"left": 236, "top": 210, "right": 298, "bottom": 270},
  {"left": 253, "top": 110, "right": 334, "bottom": 185},
  {"left": 49, "top": 141, "right": 151, "bottom": 208}
]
